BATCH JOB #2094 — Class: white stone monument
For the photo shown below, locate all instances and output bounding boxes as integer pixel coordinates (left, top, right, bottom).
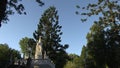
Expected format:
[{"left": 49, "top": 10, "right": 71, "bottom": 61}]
[
  {"left": 35, "top": 36, "right": 43, "bottom": 59},
  {"left": 33, "top": 36, "right": 55, "bottom": 68}
]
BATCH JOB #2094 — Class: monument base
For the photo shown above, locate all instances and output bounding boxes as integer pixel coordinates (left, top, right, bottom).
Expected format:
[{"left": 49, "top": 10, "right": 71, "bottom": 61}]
[
  {"left": 32, "top": 59, "right": 55, "bottom": 68},
  {"left": 34, "top": 64, "right": 52, "bottom": 68}
]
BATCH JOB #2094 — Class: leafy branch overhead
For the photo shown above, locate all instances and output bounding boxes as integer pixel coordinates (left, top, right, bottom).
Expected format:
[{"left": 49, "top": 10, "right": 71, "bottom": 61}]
[
  {"left": 76, "top": 0, "right": 120, "bottom": 24},
  {"left": 0, "top": 0, "right": 44, "bottom": 27}
]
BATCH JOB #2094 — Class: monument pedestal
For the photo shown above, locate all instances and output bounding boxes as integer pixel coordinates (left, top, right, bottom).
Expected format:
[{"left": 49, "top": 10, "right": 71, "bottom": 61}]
[{"left": 32, "top": 59, "right": 55, "bottom": 68}]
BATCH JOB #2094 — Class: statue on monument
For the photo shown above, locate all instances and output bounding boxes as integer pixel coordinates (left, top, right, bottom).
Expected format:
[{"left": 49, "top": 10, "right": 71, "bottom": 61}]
[
  {"left": 35, "top": 36, "right": 43, "bottom": 59},
  {"left": 34, "top": 36, "right": 55, "bottom": 68}
]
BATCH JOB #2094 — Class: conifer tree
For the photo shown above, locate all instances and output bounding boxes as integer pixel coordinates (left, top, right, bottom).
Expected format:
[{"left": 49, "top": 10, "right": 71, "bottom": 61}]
[{"left": 33, "top": 6, "right": 69, "bottom": 68}]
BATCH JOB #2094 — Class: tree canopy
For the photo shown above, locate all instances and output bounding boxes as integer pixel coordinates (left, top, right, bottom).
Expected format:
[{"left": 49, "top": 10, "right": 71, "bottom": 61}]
[
  {"left": 0, "top": 43, "right": 21, "bottom": 68},
  {"left": 19, "top": 37, "right": 36, "bottom": 58},
  {"left": 75, "top": 0, "right": 120, "bottom": 68},
  {"left": 33, "top": 6, "right": 69, "bottom": 68},
  {"left": 77, "top": 0, "right": 120, "bottom": 24},
  {"left": 64, "top": 54, "right": 80, "bottom": 68}
]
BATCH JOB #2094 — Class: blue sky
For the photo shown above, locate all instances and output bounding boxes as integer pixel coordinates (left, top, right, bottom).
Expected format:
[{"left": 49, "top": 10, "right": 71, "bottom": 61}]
[{"left": 0, "top": 0, "right": 95, "bottom": 55}]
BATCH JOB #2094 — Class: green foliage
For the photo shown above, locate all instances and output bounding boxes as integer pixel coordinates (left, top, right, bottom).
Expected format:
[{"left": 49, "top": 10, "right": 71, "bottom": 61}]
[
  {"left": 0, "top": 44, "right": 21, "bottom": 68},
  {"left": 79, "top": 46, "right": 87, "bottom": 68},
  {"left": 76, "top": 0, "right": 120, "bottom": 67},
  {"left": 0, "top": 0, "right": 44, "bottom": 27},
  {"left": 86, "top": 22, "right": 106, "bottom": 68},
  {"left": 64, "top": 54, "right": 81, "bottom": 68},
  {"left": 64, "top": 61, "right": 76, "bottom": 68},
  {"left": 77, "top": 0, "right": 120, "bottom": 24},
  {"left": 36, "top": 0, "right": 44, "bottom": 6},
  {"left": 0, "top": 0, "right": 26, "bottom": 25},
  {"left": 85, "top": 21, "right": 120, "bottom": 68},
  {"left": 19, "top": 37, "right": 36, "bottom": 58},
  {"left": 33, "top": 6, "right": 69, "bottom": 68},
  {"left": 105, "top": 23, "right": 120, "bottom": 68}
]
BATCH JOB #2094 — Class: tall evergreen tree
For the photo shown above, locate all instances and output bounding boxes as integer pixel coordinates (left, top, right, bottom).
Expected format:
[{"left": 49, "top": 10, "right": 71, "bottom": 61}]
[{"left": 33, "top": 6, "right": 69, "bottom": 68}]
